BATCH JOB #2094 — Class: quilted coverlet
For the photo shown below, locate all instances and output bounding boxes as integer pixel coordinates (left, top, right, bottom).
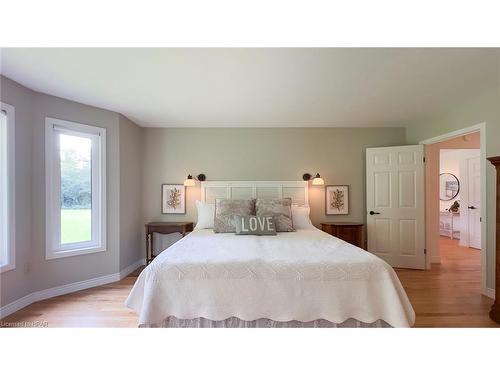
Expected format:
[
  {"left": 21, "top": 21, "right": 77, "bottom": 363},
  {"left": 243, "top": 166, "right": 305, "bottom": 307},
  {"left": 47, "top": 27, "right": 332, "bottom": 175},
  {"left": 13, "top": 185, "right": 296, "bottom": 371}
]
[{"left": 125, "top": 228, "right": 415, "bottom": 327}]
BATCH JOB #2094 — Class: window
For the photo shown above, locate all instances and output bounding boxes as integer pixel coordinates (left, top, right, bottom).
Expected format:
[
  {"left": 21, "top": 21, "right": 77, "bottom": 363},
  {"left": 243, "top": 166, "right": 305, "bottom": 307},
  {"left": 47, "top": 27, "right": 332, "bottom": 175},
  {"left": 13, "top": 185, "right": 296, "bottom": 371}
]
[
  {"left": 1, "top": 103, "right": 15, "bottom": 273},
  {"left": 45, "top": 117, "right": 106, "bottom": 259}
]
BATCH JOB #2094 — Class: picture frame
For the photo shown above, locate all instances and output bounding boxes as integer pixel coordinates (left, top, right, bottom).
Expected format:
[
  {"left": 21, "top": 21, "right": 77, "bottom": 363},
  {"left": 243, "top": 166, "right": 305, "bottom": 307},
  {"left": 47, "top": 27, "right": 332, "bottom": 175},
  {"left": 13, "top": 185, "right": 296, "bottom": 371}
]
[
  {"left": 161, "top": 184, "right": 186, "bottom": 214},
  {"left": 325, "top": 185, "right": 349, "bottom": 215}
]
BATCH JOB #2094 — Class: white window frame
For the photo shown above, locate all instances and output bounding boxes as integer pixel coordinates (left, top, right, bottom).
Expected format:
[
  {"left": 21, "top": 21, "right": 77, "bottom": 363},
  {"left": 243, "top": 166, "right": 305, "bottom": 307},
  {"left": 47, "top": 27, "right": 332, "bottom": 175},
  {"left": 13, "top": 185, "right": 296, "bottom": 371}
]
[
  {"left": 45, "top": 117, "right": 106, "bottom": 260},
  {"left": 0, "top": 102, "right": 15, "bottom": 273}
]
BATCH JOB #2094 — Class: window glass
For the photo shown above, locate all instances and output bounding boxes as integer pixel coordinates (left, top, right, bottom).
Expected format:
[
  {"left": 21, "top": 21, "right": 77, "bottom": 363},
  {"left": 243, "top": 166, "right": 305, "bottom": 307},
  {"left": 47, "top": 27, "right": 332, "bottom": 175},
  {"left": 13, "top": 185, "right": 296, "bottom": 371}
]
[
  {"left": 59, "top": 133, "right": 92, "bottom": 244},
  {"left": 0, "top": 111, "right": 7, "bottom": 266}
]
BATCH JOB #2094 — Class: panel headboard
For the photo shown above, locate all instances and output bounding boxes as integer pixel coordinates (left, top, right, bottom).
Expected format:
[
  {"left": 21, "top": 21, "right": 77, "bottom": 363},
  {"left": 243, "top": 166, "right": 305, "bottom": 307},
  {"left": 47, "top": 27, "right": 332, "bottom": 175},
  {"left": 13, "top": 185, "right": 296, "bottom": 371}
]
[{"left": 200, "top": 181, "right": 309, "bottom": 206}]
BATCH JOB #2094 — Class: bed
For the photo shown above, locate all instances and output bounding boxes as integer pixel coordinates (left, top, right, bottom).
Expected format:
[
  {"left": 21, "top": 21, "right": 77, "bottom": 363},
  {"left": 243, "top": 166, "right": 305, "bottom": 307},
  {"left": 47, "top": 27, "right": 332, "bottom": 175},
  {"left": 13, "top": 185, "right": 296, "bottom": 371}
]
[{"left": 125, "top": 181, "right": 415, "bottom": 328}]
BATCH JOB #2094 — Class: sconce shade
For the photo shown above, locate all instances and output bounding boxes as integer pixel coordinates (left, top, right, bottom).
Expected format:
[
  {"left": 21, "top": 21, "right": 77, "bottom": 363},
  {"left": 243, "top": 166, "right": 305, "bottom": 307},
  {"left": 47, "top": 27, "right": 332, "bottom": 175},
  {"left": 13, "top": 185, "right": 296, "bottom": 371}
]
[
  {"left": 311, "top": 173, "right": 325, "bottom": 186},
  {"left": 184, "top": 174, "right": 196, "bottom": 187}
]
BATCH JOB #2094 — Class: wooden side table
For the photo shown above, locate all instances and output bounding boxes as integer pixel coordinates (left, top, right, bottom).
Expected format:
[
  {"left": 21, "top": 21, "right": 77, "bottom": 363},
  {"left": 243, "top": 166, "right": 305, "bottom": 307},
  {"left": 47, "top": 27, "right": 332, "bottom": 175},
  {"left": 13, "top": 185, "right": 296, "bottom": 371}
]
[
  {"left": 320, "top": 222, "right": 365, "bottom": 249},
  {"left": 439, "top": 211, "right": 460, "bottom": 239},
  {"left": 145, "top": 222, "right": 193, "bottom": 264}
]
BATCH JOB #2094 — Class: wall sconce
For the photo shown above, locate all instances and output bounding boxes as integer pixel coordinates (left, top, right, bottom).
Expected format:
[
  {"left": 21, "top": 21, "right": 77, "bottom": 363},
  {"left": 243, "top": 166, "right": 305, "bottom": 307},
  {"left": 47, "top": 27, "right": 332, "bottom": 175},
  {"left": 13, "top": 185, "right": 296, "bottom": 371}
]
[
  {"left": 184, "top": 173, "right": 207, "bottom": 186},
  {"left": 302, "top": 172, "right": 325, "bottom": 186}
]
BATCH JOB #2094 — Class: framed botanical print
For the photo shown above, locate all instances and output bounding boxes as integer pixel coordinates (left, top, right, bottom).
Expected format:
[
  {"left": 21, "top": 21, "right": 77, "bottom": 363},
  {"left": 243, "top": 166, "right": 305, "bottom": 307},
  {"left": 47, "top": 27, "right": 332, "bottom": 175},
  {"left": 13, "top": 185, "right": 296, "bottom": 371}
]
[
  {"left": 161, "top": 184, "right": 186, "bottom": 214},
  {"left": 325, "top": 185, "right": 349, "bottom": 215}
]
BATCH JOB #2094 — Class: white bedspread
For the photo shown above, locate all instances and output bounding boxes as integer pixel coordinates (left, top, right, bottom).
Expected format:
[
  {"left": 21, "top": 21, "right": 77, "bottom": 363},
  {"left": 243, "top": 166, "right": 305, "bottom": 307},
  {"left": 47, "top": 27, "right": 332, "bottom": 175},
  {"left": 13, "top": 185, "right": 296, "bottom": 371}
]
[{"left": 125, "top": 228, "right": 415, "bottom": 327}]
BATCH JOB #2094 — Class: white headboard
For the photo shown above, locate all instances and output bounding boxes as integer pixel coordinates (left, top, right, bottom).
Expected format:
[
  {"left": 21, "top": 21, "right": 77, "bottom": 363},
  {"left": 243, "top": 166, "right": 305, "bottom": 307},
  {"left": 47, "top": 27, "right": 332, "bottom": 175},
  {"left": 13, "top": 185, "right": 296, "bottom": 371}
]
[{"left": 200, "top": 181, "right": 309, "bottom": 206}]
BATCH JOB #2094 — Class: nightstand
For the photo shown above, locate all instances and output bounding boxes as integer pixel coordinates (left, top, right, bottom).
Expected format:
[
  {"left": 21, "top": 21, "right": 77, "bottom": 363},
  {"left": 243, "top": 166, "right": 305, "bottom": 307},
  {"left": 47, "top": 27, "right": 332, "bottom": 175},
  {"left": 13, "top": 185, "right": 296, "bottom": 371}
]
[
  {"left": 145, "top": 222, "right": 194, "bottom": 264},
  {"left": 320, "top": 222, "right": 365, "bottom": 249}
]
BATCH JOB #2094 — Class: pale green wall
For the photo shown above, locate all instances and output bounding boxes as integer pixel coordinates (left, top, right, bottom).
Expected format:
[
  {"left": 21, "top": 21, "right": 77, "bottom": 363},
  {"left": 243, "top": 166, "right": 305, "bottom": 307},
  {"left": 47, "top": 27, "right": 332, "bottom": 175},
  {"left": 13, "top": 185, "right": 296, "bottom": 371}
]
[
  {"left": 405, "top": 86, "right": 500, "bottom": 290},
  {"left": 143, "top": 127, "right": 407, "bottom": 233},
  {"left": 119, "top": 114, "right": 144, "bottom": 270}
]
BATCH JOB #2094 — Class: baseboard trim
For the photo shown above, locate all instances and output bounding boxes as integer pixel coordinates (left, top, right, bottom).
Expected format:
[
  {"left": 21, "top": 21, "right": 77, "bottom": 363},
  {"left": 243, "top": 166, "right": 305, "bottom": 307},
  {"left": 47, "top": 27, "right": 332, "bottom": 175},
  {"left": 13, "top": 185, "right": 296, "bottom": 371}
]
[
  {"left": 120, "top": 258, "right": 146, "bottom": 279},
  {"left": 484, "top": 288, "right": 495, "bottom": 299},
  {"left": 0, "top": 258, "right": 146, "bottom": 319},
  {"left": 0, "top": 293, "right": 37, "bottom": 320}
]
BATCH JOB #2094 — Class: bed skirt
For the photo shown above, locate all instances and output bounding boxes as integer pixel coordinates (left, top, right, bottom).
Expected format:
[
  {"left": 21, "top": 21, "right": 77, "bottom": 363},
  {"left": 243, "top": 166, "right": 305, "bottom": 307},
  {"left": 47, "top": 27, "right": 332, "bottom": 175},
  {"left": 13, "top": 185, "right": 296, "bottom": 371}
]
[{"left": 139, "top": 316, "right": 392, "bottom": 328}]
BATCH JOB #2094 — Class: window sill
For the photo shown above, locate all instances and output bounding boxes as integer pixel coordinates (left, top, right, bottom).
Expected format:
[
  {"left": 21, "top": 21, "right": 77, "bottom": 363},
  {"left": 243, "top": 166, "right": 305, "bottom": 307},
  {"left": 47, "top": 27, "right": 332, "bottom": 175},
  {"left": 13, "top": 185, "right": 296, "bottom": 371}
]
[
  {"left": 46, "top": 246, "right": 106, "bottom": 260},
  {"left": 0, "top": 263, "right": 16, "bottom": 273}
]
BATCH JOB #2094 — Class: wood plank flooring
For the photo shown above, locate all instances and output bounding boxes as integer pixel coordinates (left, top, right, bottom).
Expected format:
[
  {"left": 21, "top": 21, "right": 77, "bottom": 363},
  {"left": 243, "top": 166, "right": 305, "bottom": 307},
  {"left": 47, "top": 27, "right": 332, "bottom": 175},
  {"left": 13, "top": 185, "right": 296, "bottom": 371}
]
[
  {"left": 395, "top": 238, "right": 497, "bottom": 327},
  {"left": 2, "top": 237, "right": 498, "bottom": 328}
]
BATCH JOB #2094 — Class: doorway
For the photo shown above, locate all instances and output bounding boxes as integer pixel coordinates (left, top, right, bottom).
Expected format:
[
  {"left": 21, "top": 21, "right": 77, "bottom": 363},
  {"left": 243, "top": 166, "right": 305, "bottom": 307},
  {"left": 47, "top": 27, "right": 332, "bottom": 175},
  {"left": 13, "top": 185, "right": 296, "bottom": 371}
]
[
  {"left": 439, "top": 148, "right": 481, "bottom": 248},
  {"left": 421, "top": 124, "right": 487, "bottom": 296}
]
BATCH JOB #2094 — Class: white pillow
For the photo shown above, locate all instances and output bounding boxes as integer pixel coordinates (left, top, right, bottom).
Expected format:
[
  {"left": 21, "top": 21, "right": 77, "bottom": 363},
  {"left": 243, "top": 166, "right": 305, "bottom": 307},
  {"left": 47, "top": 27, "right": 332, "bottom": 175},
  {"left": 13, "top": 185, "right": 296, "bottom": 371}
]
[
  {"left": 194, "top": 200, "right": 215, "bottom": 230},
  {"left": 291, "top": 205, "right": 314, "bottom": 229}
]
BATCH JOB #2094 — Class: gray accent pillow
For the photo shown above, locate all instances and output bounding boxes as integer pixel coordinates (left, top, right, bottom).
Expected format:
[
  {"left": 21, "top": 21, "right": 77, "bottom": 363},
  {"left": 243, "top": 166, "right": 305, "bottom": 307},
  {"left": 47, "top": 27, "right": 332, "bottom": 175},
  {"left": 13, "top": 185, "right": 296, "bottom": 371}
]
[
  {"left": 255, "top": 198, "right": 295, "bottom": 232},
  {"left": 214, "top": 199, "right": 256, "bottom": 233},
  {"left": 235, "top": 215, "right": 277, "bottom": 235}
]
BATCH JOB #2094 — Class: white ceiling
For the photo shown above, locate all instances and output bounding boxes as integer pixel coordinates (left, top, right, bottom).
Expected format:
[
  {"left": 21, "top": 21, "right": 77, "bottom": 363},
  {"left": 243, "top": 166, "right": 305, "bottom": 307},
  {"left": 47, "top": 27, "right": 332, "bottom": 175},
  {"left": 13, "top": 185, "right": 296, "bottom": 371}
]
[{"left": 1, "top": 48, "right": 499, "bottom": 128}]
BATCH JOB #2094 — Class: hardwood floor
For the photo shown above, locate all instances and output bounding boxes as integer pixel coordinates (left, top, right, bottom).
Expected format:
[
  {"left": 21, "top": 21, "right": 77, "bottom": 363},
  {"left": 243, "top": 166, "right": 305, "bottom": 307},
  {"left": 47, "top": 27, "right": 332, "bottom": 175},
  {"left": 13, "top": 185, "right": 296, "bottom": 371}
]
[
  {"left": 1, "top": 268, "right": 143, "bottom": 328},
  {"left": 396, "top": 237, "right": 497, "bottom": 327},
  {"left": 2, "top": 237, "right": 498, "bottom": 328}
]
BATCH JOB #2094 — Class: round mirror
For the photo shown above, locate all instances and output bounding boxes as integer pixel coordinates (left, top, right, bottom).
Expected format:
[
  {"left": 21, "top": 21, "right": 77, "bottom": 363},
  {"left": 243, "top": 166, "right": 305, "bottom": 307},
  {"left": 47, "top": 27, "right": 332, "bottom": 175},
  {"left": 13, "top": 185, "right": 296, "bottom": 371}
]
[{"left": 439, "top": 173, "right": 460, "bottom": 201}]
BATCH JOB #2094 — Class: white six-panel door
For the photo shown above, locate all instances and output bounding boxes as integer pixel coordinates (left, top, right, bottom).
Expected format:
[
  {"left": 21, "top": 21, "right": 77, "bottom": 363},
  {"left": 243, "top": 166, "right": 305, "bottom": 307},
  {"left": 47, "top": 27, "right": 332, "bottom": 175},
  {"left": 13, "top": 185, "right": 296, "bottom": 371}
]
[
  {"left": 467, "top": 157, "right": 481, "bottom": 249},
  {"left": 366, "top": 145, "right": 426, "bottom": 269}
]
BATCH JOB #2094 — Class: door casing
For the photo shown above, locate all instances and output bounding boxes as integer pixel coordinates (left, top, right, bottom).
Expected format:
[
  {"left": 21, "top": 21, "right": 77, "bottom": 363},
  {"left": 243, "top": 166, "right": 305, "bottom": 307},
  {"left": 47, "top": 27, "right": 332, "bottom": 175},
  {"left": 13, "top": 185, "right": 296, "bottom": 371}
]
[{"left": 419, "top": 123, "right": 487, "bottom": 297}]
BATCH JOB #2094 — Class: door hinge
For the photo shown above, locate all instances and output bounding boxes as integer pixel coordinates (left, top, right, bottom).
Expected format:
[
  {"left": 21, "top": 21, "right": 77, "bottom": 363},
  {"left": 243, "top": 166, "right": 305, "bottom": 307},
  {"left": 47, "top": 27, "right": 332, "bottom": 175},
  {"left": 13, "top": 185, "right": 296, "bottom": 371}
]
[
  {"left": 423, "top": 156, "right": 426, "bottom": 163},
  {"left": 424, "top": 248, "right": 427, "bottom": 254}
]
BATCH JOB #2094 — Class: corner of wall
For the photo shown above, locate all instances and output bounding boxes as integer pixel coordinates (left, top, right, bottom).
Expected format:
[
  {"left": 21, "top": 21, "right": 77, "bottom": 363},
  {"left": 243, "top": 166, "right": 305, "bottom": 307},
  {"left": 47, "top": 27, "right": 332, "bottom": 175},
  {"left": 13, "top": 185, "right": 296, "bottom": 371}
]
[
  {"left": 118, "top": 115, "right": 145, "bottom": 271},
  {"left": 1, "top": 76, "right": 141, "bottom": 315}
]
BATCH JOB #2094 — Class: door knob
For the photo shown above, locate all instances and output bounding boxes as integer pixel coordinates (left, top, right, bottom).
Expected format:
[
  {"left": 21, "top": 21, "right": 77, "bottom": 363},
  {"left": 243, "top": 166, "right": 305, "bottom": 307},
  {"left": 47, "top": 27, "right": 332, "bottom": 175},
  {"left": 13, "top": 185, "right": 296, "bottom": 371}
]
[
  {"left": 468, "top": 206, "right": 476, "bottom": 209},
  {"left": 369, "top": 210, "right": 381, "bottom": 215}
]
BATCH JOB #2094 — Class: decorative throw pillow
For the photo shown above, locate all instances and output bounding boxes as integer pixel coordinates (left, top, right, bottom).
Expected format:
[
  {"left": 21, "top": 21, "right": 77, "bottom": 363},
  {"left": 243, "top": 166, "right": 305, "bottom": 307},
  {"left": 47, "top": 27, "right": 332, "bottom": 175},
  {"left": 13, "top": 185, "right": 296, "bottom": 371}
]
[
  {"left": 194, "top": 200, "right": 215, "bottom": 230},
  {"left": 255, "top": 198, "right": 295, "bottom": 232},
  {"left": 235, "top": 215, "right": 277, "bottom": 235},
  {"left": 214, "top": 199, "right": 256, "bottom": 233},
  {"left": 291, "top": 205, "right": 314, "bottom": 229}
]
